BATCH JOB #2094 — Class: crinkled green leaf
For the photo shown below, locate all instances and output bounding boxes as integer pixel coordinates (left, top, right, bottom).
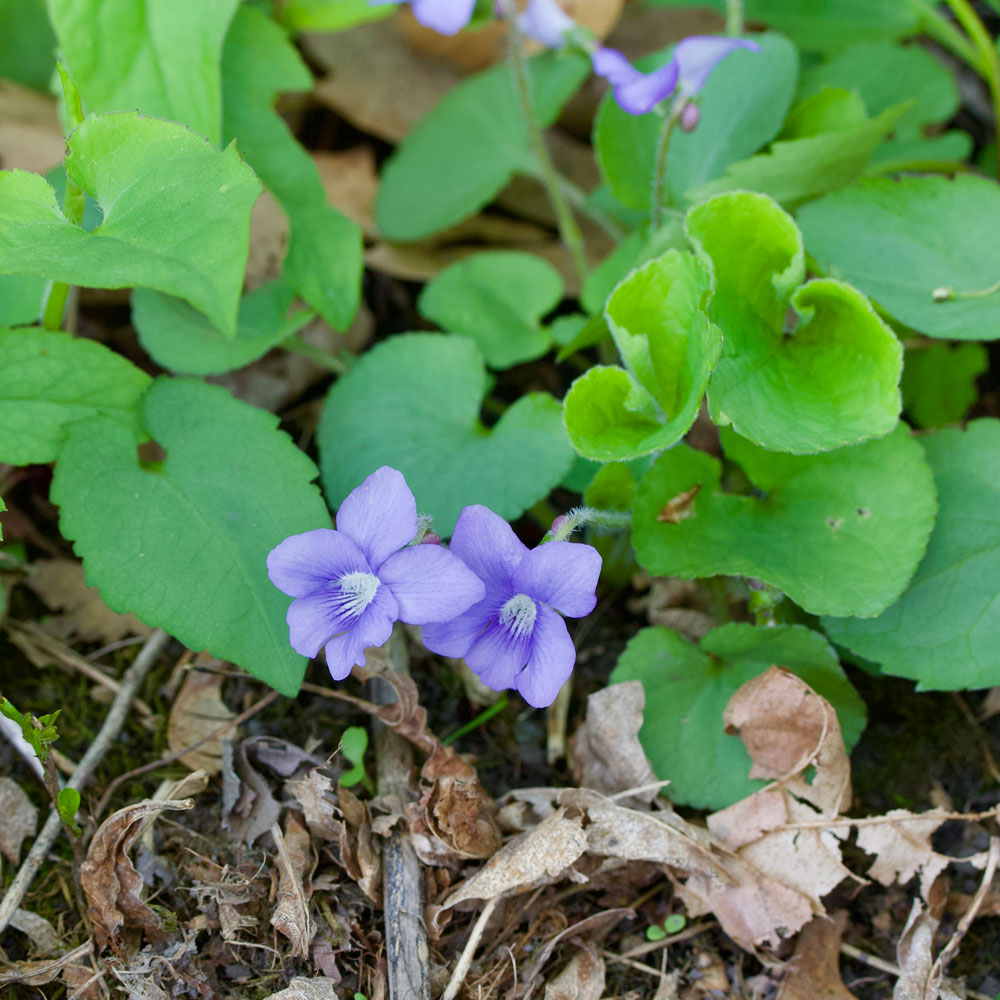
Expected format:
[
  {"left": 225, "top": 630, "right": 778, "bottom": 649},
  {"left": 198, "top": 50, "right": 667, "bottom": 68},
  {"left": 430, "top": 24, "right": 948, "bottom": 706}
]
[
  {"left": 47, "top": 0, "right": 239, "bottom": 143},
  {"left": 133, "top": 281, "right": 313, "bottom": 375},
  {"left": 824, "top": 420, "right": 1000, "bottom": 690},
  {"left": 51, "top": 378, "right": 331, "bottom": 696},
  {"left": 610, "top": 623, "right": 866, "bottom": 809},
  {"left": 318, "top": 334, "right": 573, "bottom": 535},
  {"left": 376, "top": 51, "right": 589, "bottom": 240},
  {"left": 901, "top": 342, "right": 988, "bottom": 429},
  {"left": 687, "top": 101, "right": 907, "bottom": 207},
  {"left": 222, "top": 6, "right": 362, "bottom": 330},
  {"left": 0, "top": 113, "right": 260, "bottom": 335},
  {"left": 799, "top": 40, "right": 971, "bottom": 165},
  {"left": 632, "top": 424, "right": 936, "bottom": 617},
  {"left": 563, "top": 250, "right": 721, "bottom": 460},
  {"left": 594, "top": 33, "right": 797, "bottom": 211},
  {"left": 799, "top": 176, "right": 1000, "bottom": 341},
  {"left": 0, "top": 328, "right": 150, "bottom": 465},
  {"left": 687, "top": 191, "right": 901, "bottom": 453},
  {"left": 417, "top": 252, "right": 562, "bottom": 369}
]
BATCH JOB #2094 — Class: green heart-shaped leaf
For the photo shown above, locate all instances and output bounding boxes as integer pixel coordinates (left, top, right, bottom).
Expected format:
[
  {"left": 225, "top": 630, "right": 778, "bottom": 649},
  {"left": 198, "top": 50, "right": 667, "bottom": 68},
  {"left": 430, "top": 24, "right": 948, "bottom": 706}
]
[
  {"left": 824, "top": 419, "right": 1000, "bottom": 689},
  {"left": 376, "top": 51, "right": 589, "bottom": 241},
  {"left": 318, "top": 334, "right": 574, "bottom": 535},
  {"left": 417, "top": 251, "right": 562, "bottom": 369},
  {"left": 51, "top": 378, "right": 331, "bottom": 696},
  {"left": 610, "top": 623, "right": 866, "bottom": 809},
  {"left": 901, "top": 342, "right": 988, "bottom": 429},
  {"left": 0, "top": 328, "right": 151, "bottom": 465},
  {"left": 0, "top": 113, "right": 261, "bottom": 335},
  {"left": 688, "top": 190, "right": 901, "bottom": 453},
  {"left": 799, "top": 175, "right": 1000, "bottom": 341},
  {"left": 563, "top": 250, "right": 721, "bottom": 460},
  {"left": 632, "top": 424, "right": 936, "bottom": 617}
]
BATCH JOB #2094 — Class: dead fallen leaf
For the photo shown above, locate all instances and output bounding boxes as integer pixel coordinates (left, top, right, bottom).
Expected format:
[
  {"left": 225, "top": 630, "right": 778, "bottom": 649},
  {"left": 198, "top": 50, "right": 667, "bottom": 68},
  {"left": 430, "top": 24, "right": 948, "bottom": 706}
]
[
  {"left": 271, "top": 816, "right": 316, "bottom": 958},
  {"left": 894, "top": 896, "right": 944, "bottom": 1000},
  {"left": 27, "top": 558, "right": 152, "bottom": 644},
  {"left": 167, "top": 667, "right": 236, "bottom": 774},
  {"left": 0, "top": 80, "right": 64, "bottom": 174},
  {"left": 571, "top": 681, "right": 659, "bottom": 806},
  {"left": 314, "top": 147, "right": 378, "bottom": 238},
  {"left": 246, "top": 190, "right": 289, "bottom": 290},
  {"left": 80, "top": 798, "right": 195, "bottom": 951},
  {"left": 442, "top": 809, "right": 587, "bottom": 911},
  {"left": 264, "top": 978, "right": 341, "bottom": 1000},
  {"left": 857, "top": 811, "right": 951, "bottom": 904},
  {"left": 9, "top": 908, "right": 60, "bottom": 955},
  {"left": 776, "top": 911, "right": 857, "bottom": 1000},
  {"left": 0, "top": 776, "right": 37, "bottom": 864},
  {"left": 543, "top": 945, "right": 605, "bottom": 1000},
  {"left": 288, "top": 769, "right": 342, "bottom": 842},
  {"left": 339, "top": 785, "right": 381, "bottom": 903}
]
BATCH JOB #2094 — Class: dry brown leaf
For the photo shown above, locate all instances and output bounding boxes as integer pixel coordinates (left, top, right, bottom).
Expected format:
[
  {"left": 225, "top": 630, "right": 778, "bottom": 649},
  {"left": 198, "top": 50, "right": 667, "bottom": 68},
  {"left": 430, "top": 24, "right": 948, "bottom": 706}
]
[
  {"left": 0, "top": 80, "right": 64, "bottom": 173},
  {"left": 543, "top": 946, "right": 605, "bottom": 1000},
  {"left": 442, "top": 809, "right": 587, "bottom": 910},
  {"left": 338, "top": 785, "right": 381, "bottom": 903},
  {"left": 894, "top": 898, "right": 942, "bottom": 1000},
  {"left": 9, "top": 908, "right": 60, "bottom": 955},
  {"left": 776, "top": 911, "right": 857, "bottom": 1000},
  {"left": 60, "top": 964, "right": 103, "bottom": 1000},
  {"left": 288, "top": 769, "right": 342, "bottom": 842},
  {"left": 80, "top": 798, "right": 194, "bottom": 951},
  {"left": 856, "top": 811, "right": 951, "bottom": 904},
  {"left": 167, "top": 667, "right": 236, "bottom": 774},
  {"left": 571, "top": 681, "right": 659, "bottom": 806},
  {"left": 271, "top": 816, "right": 316, "bottom": 958},
  {"left": 28, "top": 558, "right": 152, "bottom": 643},
  {"left": 246, "top": 190, "right": 289, "bottom": 289},
  {"left": 306, "top": 20, "right": 462, "bottom": 143},
  {"left": 314, "top": 147, "right": 378, "bottom": 238},
  {"left": 265, "top": 978, "right": 341, "bottom": 1000},
  {"left": 0, "top": 776, "right": 37, "bottom": 864}
]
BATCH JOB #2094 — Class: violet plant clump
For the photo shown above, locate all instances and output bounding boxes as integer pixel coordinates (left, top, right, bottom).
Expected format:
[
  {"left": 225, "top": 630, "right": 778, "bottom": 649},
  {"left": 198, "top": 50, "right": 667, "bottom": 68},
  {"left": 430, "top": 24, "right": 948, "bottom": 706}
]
[
  {"left": 266, "top": 466, "right": 485, "bottom": 679},
  {"left": 421, "top": 505, "right": 602, "bottom": 708}
]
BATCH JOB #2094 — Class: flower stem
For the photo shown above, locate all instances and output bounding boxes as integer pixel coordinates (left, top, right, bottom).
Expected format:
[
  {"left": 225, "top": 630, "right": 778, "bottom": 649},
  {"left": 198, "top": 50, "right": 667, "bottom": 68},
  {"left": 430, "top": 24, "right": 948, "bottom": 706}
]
[
  {"left": 938, "top": 0, "right": 1000, "bottom": 182},
  {"left": 41, "top": 65, "right": 86, "bottom": 332},
  {"left": 282, "top": 333, "right": 351, "bottom": 373},
  {"left": 909, "top": 0, "right": 987, "bottom": 76},
  {"left": 549, "top": 506, "right": 631, "bottom": 542},
  {"left": 442, "top": 692, "right": 510, "bottom": 746},
  {"left": 497, "top": 0, "right": 589, "bottom": 286},
  {"left": 650, "top": 103, "right": 682, "bottom": 231},
  {"left": 725, "top": 0, "right": 745, "bottom": 36}
]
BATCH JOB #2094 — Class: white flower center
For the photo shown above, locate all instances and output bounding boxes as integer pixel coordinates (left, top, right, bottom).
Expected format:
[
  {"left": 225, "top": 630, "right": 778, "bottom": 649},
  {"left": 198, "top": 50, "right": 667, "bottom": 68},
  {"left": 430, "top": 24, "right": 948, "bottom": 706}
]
[
  {"left": 335, "top": 571, "right": 380, "bottom": 618},
  {"left": 499, "top": 593, "right": 537, "bottom": 639}
]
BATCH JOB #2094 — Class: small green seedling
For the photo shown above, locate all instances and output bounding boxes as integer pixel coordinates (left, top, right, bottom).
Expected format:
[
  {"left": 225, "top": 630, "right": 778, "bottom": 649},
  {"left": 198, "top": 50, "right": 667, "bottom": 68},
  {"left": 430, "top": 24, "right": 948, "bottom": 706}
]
[
  {"left": 0, "top": 695, "right": 62, "bottom": 762},
  {"left": 646, "top": 913, "right": 686, "bottom": 941},
  {"left": 339, "top": 726, "right": 375, "bottom": 795}
]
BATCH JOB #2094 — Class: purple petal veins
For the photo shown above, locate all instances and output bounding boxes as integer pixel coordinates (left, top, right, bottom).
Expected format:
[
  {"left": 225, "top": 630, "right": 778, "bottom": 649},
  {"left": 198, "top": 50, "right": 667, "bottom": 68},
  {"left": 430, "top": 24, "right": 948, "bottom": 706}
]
[
  {"left": 267, "top": 466, "right": 484, "bottom": 681},
  {"left": 421, "top": 505, "right": 602, "bottom": 708}
]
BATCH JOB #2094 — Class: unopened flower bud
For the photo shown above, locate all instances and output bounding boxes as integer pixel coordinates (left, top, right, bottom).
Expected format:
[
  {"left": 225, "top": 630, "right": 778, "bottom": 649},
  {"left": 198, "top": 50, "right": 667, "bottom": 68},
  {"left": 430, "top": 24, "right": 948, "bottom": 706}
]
[
  {"left": 680, "top": 101, "right": 701, "bottom": 133},
  {"left": 421, "top": 532, "right": 442, "bottom": 545},
  {"left": 551, "top": 515, "right": 567, "bottom": 533}
]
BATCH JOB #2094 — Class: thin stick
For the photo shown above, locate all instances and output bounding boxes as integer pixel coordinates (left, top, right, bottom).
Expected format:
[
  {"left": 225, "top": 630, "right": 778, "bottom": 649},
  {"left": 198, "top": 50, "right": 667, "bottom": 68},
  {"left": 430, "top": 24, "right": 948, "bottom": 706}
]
[
  {"left": 372, "top": 627, "right": 430, "bottom": 1000},
  {"left": 93, "top": 686, "right": 279, "bottom": 820},
  {"left": 601, "top": 950, "right": 669, "bottom": 980},
  {"left": 778, "top": 807, "right": 1000, "bottom": 831},
  {"left": 0, "top": 938, "right": 95, "bottom": 984},
  {"left": 0, "top": 629, "right": 170, "bottom": 935},
  {"left": 618, "top": 921, "right": 712, "bottom": 959},
  {"left": 442, "top": 896, "right": 501, "bottom": 1000}
]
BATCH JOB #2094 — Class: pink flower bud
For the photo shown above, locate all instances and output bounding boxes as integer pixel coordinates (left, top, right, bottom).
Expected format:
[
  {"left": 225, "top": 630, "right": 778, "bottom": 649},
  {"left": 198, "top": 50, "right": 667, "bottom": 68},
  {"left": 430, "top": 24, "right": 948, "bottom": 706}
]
[
  {"left": 680, "top": 102, "right": 701, "bottom": 133},
  {"left": 551, "top": 515, "right": 567, "bottom": 534},
  {"left": 421, "top": 532, "right": 442, "bottom": 545}
]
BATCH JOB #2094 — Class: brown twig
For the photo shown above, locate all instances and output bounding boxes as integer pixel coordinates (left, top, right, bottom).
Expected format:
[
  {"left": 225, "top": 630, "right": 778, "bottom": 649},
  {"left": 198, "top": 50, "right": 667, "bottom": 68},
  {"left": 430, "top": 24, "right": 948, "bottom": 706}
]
[
  {"left": 0, "top": 629, "right": 170, "bottom": 935},
  {"left": 93, "top": 686, "right": 280, "bottom": 820},
  {"left": 442, "top": 896, "right": 501, "bottom": 1000}
]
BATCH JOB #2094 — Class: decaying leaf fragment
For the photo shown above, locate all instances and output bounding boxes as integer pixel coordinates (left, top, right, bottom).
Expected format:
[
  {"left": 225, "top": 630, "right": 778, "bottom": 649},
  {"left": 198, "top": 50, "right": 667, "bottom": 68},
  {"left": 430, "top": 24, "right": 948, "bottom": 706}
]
[
  {"left": 80, "top": 798, "right": 194, "bottom": 951},
  {"left": 776, "top": 911, "right": 856, "bottom": 1000},
  {"left": 270, "top": 816, "right": 316, "bottom": 958},
  {"left": 166, "top": 666, "right": 236, "bottom": 774},
  {"left": 543, "top": 945, "right": 605, "bottom": 1000},
  {"left": 288, "top": 769, "right": 342, "bottom": 842},
  {"left": 571, "top": 681, "right": 659, "bottom": 806},
  {"left": 856, "top": 810, "right": 951, "bottom": 904},
  {"left": 339, "top": 785, "right": 381, "bottom": 903},
  {"left": 0, "top": 776, "right": 38, "bottom": 864}
]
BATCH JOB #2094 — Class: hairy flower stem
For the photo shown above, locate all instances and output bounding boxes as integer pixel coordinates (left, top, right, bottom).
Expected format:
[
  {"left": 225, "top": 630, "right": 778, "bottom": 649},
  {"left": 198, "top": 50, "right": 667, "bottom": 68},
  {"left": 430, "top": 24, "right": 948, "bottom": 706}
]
[
  {"left": 940, "top": 0, "right": 1000, "bottom": 182},
  {"left": 650, "top": 102, "right": 683, "bottom": 231},
  {"left": 725, "top": 0, "right": 744, "bottom": 35},
  {"left": 498, "top": 0, "right": 589, "bottom": 286},
  {"left": 42, "top": 64, "right": 86, "bottom": 332},
  {"left": 549, "top": 506, "right": 631, "bottom": 542}
]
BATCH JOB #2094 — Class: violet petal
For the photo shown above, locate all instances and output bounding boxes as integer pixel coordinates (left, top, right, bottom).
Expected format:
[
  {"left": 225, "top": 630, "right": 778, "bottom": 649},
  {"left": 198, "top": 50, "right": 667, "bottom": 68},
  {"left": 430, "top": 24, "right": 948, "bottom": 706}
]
[
  {"left": 322, "top": 587, "right": 399, "bottom": 680},
  {"left": 335, "top": 466, "right": 419, "bottom": 569},
  {"left": 512, "top": 541, "right": 601, "bottom": 618},
  {"left": 379, "top": 544, "right": 486, "bottom": 624},
  {"left": 466, "top": 614, "right": 534, "bottom": 691},
  {"left": 421, "top": 599, "right": 495, "bottom": 657},
  {"left": 675, "top": 35, "right": 760, "bottom": 96},
  {"left": 449, "top": 504, "right": 529, "bottom": 587},
  {"left": 614, "top": 60, "right": 679, "bottom": 115},
  {"left": 514, "top": 605, "right": 575, "bottom": 708},
  {"left": 591, "top": 47, "right": 640, "bottom": 87},
  {"left": 518, "top": 0, "right": 575, "bottom": 47},
  {"left": 411, "top": 0, "right": 477, "bottom": 34},
  {"left": 266, "top": 529, "right": 369, "bottom": 599}
]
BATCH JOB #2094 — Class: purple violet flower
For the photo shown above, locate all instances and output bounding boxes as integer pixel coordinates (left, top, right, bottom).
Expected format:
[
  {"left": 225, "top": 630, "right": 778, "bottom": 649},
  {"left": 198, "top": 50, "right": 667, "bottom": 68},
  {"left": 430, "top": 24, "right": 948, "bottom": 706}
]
[
  {"left": 267, "top": 466, "right": 485, "bottom": 680},
  {"left": 517, "top": 0, "right": 576, "bottom": 47},
  {"left": 421, "top": 505, "right": 602, "bottom": 708},
  {"left": 370, "top": 0, "right": 477, "bottom": 35},
  {"left": 594, "top": 35, "right": 761, "bottom": 116}
]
